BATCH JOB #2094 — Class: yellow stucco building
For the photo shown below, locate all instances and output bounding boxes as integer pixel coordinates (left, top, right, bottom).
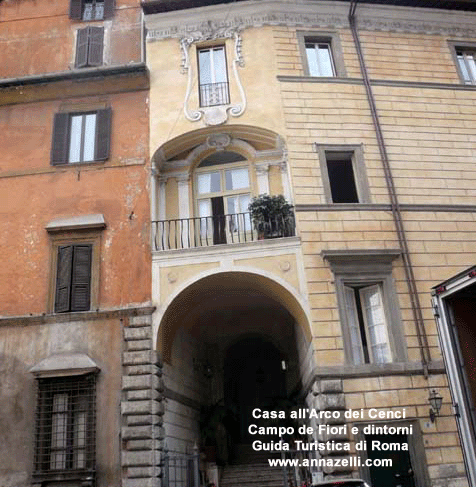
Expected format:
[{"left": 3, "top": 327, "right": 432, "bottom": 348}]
[{"left": 142, "top": 1, "right": 476, "bottom": 487}]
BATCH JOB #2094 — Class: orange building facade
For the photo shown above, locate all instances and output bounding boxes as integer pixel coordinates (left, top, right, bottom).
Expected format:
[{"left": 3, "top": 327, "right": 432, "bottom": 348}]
[{"left": 0, "top": 1, "right": 152, "bottom": 487}]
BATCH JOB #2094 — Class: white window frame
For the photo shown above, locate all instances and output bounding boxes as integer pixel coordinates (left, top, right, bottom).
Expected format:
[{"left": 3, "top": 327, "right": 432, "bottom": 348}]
[
  {"left": 449, "top": 41, "right": 476, "bottom": 86},
  {"left": 82, "top": 0, "right": 105, "bottom": 21},
  {"left": 68, "top": 112, "right": 97, "bottom": 163},
  {"left": 456, "top": 48, "right": 476, "bottom": 85},
  {"left": 195, "top": 161, "right": 252, "bottom": 238},
  {"left": 197, "top": 45, "right": 230, "bottom": 107},
  {"left": 305, "top": 41, "right": 336, "bottom": 77},
  {"left": 297, "top": 31, "right": 347, "bottom": 78},
  {"left": 344, "top": 283, "right": 392, "bottom": 365}
]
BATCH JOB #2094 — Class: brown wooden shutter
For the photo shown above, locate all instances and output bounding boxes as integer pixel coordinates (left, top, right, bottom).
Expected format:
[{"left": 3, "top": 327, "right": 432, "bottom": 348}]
[
  {"left": 75, "top": 27, "right": 90, "bottom": 68},
  {"left": 88, "top": 26, "right": 104, "bottom": 67},
  {"left": 70, "top": 0, "right": 83, "bottom": 19},
  {"left": 55, "top": 245, "right": 73, "bottom": 313},
  {"left": 94, "top": 108, "right": 111, "bottom": 161},
  {"left": 70, "top": 245, "right": 92, "bottom": 312},
  {"left": 103, "top": 0, "right": 114, "bottom": 19},
  {"left": 51, "top": 113, "right": 70, "bottom": 165}
]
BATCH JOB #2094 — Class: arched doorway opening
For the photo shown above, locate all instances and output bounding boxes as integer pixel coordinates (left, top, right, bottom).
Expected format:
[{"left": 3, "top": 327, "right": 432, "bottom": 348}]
[
  {"left": 156, "top": 270, "right": 313, "bottom": 461},
  {"left": 224, "top": 335, "right": 287, "bottom": 445}
]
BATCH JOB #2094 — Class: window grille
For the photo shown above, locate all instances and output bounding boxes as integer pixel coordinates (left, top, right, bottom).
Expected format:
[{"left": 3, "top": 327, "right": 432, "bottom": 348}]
[{"left": 34, "top": 374, "right": 96, "bottom": 483}]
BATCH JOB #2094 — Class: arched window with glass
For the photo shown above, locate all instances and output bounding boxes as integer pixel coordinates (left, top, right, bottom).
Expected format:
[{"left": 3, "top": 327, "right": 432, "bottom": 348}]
[{"left": 195, "top": 151, "right": 252, "bottom": 245}]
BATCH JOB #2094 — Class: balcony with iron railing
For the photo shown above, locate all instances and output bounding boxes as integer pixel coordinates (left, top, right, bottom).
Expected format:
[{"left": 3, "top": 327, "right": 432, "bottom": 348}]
[
  {"left": 152, "top": 212, "right": 295, "bottom": 251},
  {"left": 199, "top": 81, "right": 230, "bottom": 107}
]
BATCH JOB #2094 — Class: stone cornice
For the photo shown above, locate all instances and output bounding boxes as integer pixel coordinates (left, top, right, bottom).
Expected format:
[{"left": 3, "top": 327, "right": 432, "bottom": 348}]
[
  {"left": 302, "top": 360, "right": 446, "bottom": 392},
  {"left": 278, "top": 75, "right": 476, "bottom": 91},
  {"left": 295, "top": 203, "right": 476, "bottom": 213},
  {"left": 145, "top": 0, "right": 476, "bottom": 41},
  {"left": 0, "top": 305, "right": 155, "bottom": 327},
  {"left": 0, "top": 63, "right": 149, "bottom": 89}
]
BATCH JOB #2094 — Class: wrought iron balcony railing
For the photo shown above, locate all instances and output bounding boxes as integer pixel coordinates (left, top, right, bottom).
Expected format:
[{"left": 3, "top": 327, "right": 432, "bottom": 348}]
[
  {"left": 199, "top": 81, "right": 230, "bottom": 107},
  {"left": 152, "top": 212, "right": 295, "bottom": 251}
]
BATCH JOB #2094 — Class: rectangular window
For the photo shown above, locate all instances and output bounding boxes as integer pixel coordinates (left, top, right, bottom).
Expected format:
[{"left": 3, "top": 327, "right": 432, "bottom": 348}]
[
  {"left": 55, "top": 244, "right": 92, "bottom": 313},
  {"left": 456, "top": 49, "right": 476, "bottom": 85},
  {"left": 326, "top": 155, "right": 359, "bottom": 203},
  {"left": 316, "top": 145, "right": 370, "bottom": 204},
  {"left": 34, "top": 374, "right": 96, "bottom": 480},
  {"left": 198, "top": 46, "right": 230, "bottom": 107},
  {"left": 69, "top": 113, "right": 97, "bottom": 163},
  {"left": 51, "top": 108, "right": 111, "bottom": 165},
  {"left": 322, "top": 250, "right": 406, "bottom": 367},
  {"left": 344, "top": 284, "right": 392, "bottom": 365},
  {"left": 70, "top": 0, "right": 113, "bottom": 20},
  {"left": 82, "top": 0, "right": 104, "bottom": 20},
  {"left": 305, "top": 41, "right": 335, "bottom": 77},
  {"left": 75, "top": 26, "right": 104, "bottom": 68},
  {"left": 298, "top": 32, "right": 346, "bottom": 78}
]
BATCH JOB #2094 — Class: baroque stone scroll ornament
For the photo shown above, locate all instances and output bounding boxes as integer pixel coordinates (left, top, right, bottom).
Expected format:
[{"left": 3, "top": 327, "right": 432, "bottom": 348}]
[{"left": 180, "top": 25, "right": 246, "bottom": 126}]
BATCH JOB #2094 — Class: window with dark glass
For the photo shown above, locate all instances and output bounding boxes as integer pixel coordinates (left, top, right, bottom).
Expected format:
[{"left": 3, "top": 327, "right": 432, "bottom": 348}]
[
  {"left": 55, "top": 244, "right": 92, "bottom": 313},
  {"left": 70, "top": 0, "right": 113, "bottom": 20},
  {"left": 51, "top": 108, "right": 111, "bottom": 165},
  {"left": 75, "top": 26, "right": 104, "bottom": 68},
  {"left": 34, "top": 374, "right": 96, "bottom": 481},
  {"left": 198, "top": 46, "right": 230, "bottom": 107},
  {"left": 326, "top": 154, "right": 359, "bottom": 203}
]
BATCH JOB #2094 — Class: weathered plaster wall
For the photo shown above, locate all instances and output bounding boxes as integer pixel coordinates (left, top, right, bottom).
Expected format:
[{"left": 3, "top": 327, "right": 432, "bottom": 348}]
[
  {"left": 0, "top": 316, "right": 123, "bottom": 487},
  {"left": 0, "top": 90, "right": 151, "bottom": 315},
  {"left": 0, "top": 0, "right": 143, "bottom": 79}
]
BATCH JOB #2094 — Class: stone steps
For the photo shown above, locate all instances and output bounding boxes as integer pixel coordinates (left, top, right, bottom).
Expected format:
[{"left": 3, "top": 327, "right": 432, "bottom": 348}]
[
  {"left": 220, "top": 446, "right": 284, "bottom": 487},
  {"left": 220, "top": 463, "right": 284, "bottom": 487}
]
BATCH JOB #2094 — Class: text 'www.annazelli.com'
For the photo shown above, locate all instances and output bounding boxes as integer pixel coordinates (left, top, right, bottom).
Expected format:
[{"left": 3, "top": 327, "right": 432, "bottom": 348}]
[{"left": 268, "top": 457, "right": 392, "bottom": 468}]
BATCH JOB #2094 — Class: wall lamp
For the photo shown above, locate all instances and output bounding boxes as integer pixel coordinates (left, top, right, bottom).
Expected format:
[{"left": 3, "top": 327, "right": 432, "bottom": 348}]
[{"left": 429, "top": 389, "right": 443, "bottom": 423}]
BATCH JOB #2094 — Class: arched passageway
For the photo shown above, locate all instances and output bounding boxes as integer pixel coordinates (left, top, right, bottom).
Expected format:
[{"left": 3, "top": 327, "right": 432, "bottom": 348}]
[{"left": 156, "top": 271, "right": 314, "bottom": 459}]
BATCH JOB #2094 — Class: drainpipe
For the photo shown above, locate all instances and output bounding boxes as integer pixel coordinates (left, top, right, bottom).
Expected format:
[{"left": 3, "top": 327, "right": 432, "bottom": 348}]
[{"left": 348, "top": 0, "right": 431, "bottom": 372}]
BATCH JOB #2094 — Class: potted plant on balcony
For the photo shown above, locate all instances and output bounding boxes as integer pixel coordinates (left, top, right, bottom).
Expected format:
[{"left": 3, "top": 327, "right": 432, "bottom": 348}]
[{"left": 248, "top": 194, "right": 295, "bottom": 239}]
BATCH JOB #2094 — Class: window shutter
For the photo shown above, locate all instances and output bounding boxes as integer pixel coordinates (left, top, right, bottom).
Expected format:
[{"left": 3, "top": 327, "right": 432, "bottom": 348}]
[
  {"left": 51, "top": 113, "right": 70, "bottom": 165},
  {"left": 103, "top": 0, "right": 114, "bottom": 19},
  {"left": 87, "top": 26, "right": 104, "bottom": 67},
  {"left": 55, "top": 245, "right": 73, "bottom": 313},
  {"left": 94, "top": 108, "right": 111, "bottom": 161},
  {"left": 75, "top": 27, "right": 90, "bottom": 68},
  {"left": 70, "top": 0, "right": 83, "bottom": 19},
  {"left": 344, "top": 286, "right": 364, "bottom": 365},
  {"left": 70, "top": 245, "right": 92, "bottom": 312}
]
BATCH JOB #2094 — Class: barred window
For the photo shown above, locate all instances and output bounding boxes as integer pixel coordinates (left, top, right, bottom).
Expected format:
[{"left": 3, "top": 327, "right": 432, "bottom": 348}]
[{"left": 34, "top": 374, "right": 96, "bottom": 483}]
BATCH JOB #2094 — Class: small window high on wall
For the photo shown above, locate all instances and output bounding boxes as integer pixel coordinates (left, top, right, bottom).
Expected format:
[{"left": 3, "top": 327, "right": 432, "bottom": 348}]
[
  {"left": 70, "top": 0, "right": 114, "bottom": 20},
  {"left": 315, "top": 144, "right": 370, "bottom": 204}
]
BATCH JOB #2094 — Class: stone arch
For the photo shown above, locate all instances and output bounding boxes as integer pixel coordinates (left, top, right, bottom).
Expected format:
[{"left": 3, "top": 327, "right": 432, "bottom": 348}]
[
  {"left": 152, "top": 124, "right": 285, "bottom": 174},
  {"left": 153, "top": 267, "right": 313, "bottom": 364}
]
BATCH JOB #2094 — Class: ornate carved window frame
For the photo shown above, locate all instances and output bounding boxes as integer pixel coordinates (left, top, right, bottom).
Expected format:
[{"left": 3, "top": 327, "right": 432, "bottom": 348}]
[{"left": 180, "top": 27, "right": 246, "bottom": 126}]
